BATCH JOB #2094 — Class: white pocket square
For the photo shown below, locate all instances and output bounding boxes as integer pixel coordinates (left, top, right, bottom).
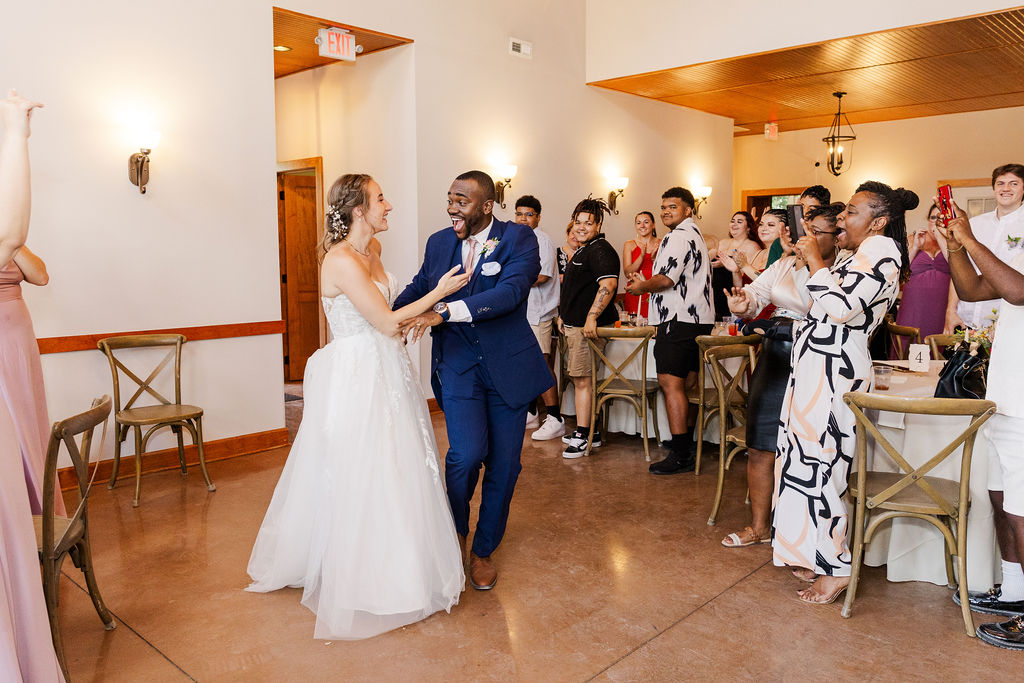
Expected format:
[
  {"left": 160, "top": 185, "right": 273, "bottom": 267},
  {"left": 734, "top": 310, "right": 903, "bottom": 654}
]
[{"left": 480, "top": 262, "right": 501, "bottom": 276}]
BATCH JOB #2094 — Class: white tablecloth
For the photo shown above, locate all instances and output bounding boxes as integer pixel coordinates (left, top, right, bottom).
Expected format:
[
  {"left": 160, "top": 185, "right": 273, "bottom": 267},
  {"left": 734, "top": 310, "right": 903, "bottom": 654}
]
[{"left": 861, "top": 360, "right": 999, "bottom": 591}]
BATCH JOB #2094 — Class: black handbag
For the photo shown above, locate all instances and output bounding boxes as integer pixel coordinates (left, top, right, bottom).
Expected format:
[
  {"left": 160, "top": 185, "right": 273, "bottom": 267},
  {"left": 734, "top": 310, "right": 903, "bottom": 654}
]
[{"left": 933, "top": 342, "right": 988, "bottom": 400}]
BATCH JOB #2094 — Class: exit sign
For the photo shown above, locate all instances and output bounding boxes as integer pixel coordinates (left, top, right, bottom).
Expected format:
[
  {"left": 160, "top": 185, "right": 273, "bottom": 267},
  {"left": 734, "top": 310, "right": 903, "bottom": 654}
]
[{"left": 317, "top": 28, "right": 356, "bottom": 61}]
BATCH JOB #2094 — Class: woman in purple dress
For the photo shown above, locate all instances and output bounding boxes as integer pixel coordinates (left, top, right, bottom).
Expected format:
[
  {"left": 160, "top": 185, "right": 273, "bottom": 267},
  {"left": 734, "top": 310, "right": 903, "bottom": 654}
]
[{"left": 893, "top": 203, "right": 950, "bottom": 356}]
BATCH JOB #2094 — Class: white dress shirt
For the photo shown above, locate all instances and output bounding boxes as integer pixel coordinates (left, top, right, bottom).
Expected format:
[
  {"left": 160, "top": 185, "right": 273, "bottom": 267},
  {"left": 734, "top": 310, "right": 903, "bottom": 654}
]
[
  {"left": 956, "top": 203, "right": 1024, "bottom": 329},
  {"left": 446, "top": 221, "right": 492, "bottom": 323},
  {"left": 526, "top": 227, "right": 559, "bottom": 325}
]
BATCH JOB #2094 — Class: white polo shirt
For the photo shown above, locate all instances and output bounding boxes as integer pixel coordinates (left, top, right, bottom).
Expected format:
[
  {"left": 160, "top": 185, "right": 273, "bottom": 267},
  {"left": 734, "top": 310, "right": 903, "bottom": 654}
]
[
  {"left": 526, "top": 227, "right": 559, "bottom": 325},
  {"left": 956, "top": 203, "right": 1024, "bottom": 329},
  {"left": 986, "top": 251, "right": 1024, "bottom": 418}
]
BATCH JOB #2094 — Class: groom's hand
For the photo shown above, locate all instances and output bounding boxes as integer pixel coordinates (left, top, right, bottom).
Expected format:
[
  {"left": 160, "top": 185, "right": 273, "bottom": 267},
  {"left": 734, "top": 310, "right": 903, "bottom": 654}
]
[{"left": 399, "top": 311, "right": 443, "bottom": 343}]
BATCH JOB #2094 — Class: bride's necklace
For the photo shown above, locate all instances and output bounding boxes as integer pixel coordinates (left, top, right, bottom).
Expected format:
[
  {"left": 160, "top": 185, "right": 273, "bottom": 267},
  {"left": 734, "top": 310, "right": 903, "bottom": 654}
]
[{"left": 344, "top": 239, "right": 371, "bottom": 257}]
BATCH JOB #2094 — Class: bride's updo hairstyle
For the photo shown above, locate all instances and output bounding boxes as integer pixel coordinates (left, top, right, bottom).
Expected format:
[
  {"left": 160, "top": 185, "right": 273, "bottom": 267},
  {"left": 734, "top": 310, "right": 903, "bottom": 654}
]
[
  {"left": 855, "top": 180, "right": 919, "bottom": 283},
  {"left": 322, "top": 173, "right": 373, "bottom": 260}
]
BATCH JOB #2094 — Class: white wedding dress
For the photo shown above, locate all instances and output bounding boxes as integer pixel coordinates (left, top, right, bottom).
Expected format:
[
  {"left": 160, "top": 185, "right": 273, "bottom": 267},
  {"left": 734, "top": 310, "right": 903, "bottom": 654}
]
[{"left": 246, "top": 272, "right": 464, "bottom": 640}]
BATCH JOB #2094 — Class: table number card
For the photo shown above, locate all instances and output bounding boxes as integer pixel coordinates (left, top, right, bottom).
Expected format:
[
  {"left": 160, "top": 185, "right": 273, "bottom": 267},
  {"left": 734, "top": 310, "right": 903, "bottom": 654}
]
[{"left": 907, "top": 343, "right": 930, "bottom": 372}]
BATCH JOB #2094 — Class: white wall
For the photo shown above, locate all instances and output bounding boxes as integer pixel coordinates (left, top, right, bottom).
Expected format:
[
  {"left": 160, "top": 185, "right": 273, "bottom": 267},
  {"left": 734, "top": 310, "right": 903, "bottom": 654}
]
[
  {"left": 585, "top": 0, "right": 1022, "bottom": 82},
  {"left": 733, "top": 106, "right": 1024, "bottom": 229},
  {"left": 274, "top": 0, "right": 734, "bottom": 393},
  {"left": 3, "top": 0, "right": 285, "bottom": 466}
]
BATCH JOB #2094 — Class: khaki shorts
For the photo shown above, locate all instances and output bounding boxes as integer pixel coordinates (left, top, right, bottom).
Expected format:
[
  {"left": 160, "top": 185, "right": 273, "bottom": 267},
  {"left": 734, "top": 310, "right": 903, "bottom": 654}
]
[
  {"left": 531, "top": 318, "right": 554, "bottom": 355},
  {"left": 564, "top": 326, "right": 607, "bottom": 378}
]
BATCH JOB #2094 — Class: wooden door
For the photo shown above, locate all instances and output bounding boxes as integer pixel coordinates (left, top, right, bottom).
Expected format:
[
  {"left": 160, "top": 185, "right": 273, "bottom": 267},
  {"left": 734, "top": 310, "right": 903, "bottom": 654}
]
[{"left": 279, "top": 172, "right": 320, "bottom": 380}]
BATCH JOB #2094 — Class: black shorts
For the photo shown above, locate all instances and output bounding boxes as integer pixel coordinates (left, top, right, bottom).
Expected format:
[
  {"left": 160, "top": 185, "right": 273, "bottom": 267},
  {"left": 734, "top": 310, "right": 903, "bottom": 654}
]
[{"left": 654, "top": 320, "right": 713, "bottom": 378}]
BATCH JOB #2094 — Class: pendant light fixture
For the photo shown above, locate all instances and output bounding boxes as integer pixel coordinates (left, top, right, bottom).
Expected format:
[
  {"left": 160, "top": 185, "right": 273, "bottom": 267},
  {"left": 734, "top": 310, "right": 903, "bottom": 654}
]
[{"left": 822, "top": 91, "right": 856, "bottom": 177}]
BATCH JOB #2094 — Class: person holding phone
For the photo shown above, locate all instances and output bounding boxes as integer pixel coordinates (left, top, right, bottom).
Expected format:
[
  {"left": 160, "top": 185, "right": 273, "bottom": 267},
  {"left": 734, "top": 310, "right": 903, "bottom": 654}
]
[{"left": 943, "top": 163, "right": 1024, "bottom": 333}]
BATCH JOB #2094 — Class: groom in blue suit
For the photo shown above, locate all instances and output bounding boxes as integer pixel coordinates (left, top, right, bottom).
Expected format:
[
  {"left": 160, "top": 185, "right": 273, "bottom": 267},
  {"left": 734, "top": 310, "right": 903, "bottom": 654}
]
[{"left": 395, "top": 170, "right": 553, "bottom": 590}]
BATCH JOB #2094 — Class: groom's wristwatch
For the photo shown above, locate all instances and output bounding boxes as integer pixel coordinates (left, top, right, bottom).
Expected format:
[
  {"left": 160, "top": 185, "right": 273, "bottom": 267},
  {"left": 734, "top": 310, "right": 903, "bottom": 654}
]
[{"left": 433, "top": 302, "right": 451, "bottom": 322}]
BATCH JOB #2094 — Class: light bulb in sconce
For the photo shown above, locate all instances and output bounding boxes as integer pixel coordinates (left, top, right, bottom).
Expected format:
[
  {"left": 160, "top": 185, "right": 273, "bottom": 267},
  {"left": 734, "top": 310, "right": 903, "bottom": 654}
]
[
  {"left": 607, "top": 176, "right": 629, "bottom": 215},
  {"left": 693, "top": 185, "right": 713, "bottom": 218},
  {"left": 128, "top": 130, "right": 161, "bottom": 194},
  {"left": 494, "top": 164, "right": 517, "bottom": 209}
]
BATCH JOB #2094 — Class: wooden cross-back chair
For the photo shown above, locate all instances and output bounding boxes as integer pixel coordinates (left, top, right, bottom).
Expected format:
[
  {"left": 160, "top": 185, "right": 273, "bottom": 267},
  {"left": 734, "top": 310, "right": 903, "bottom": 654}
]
[
  {"left": 690, "top": 334, "right": 761, "bottom": 475},
  {"left": 925, "top": 333, "right": 960, "bottom": 360},
  {"left": 885, "top": 317, "right": 921, "bottom": 360},
  {"left": 705, "top": 343, "right": 757, "bottom": 526},
  {"left": 842, "top": 391, "right": 996, "bottom": 636},
  {"left": 97, "top": 334, "right": 215, "bottom": 507},
  {"left": 36, "top": 395, "right": 115, "bottom": 680},
  {"left": 585, "top": 326, "right": 660, "bottom": 460}
]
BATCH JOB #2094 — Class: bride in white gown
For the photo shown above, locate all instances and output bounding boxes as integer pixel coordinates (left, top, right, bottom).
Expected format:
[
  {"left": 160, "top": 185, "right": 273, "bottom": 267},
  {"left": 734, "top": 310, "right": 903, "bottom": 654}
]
[{"left": 247, "top": 173, "right": 468, "bottom": 640}]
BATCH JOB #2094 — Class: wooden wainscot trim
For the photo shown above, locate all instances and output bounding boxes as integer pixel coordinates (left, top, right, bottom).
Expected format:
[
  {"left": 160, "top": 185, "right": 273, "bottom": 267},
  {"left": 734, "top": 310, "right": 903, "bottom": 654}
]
[
  {"left": 38, "top": 320, "right": 286, "bottom": 355},
  {"left": 58, "top": 427, "right": 290, "bottom": 491}
]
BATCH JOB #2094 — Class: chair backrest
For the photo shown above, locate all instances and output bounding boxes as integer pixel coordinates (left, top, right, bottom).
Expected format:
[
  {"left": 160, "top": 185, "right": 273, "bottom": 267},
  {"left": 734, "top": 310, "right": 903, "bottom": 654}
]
[
  {"left": 925, "top": 333, "right": 960, "bottom": 360},
  {"left": 695, "top": 333, "right": 760, "bottom": 404},
  {"left": 843, "top": 391, "right": 995, "bottom": 516},
  {"left": 705, "top": 344, "right": 756, "bottom": 429},
  {"left": 589, "top": 326, "right": 657, "bottom": 395},
  {"left": 886, "top": 319, "right": 921, "bottom": 361},
  {"left": 41, "top": 396, "right": 111, "bottom": 555},
  {"left": 97, "top": 334, "right": 186, "bottom": 413}
]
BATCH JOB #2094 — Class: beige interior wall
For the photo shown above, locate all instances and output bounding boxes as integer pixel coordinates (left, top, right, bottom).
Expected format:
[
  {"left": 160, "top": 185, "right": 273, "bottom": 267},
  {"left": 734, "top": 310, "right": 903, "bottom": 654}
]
[
  {"left": 585, "top": 0, "right": 1022, "bottom": 82},
  {"left": 733, "top": 106, "right": 1024, "bottom": 229}
]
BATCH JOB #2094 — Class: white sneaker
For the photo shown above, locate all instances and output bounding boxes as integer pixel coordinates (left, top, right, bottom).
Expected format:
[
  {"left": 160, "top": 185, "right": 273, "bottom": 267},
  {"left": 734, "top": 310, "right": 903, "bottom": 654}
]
[
  {"left": 525, "top": 411, "right": 540, "bottom": 429},
  {"left": 531, "top": 415, "right": 566, "bottom": 441}
]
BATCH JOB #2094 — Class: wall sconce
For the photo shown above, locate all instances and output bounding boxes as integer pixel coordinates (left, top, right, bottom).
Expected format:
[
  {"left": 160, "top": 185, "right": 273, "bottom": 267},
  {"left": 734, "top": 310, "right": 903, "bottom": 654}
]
[
  {"left": 494, "top": 164, "right": 517, "bottom": 209},
  {"left": 128, "top": 131, "right": 161, "bottom": 194},
  {"left": 693, "top": 185, "right": 712, "bottom": 218},
  {"left": 607, "top": 176, "right": 629, "bottom": 214}
]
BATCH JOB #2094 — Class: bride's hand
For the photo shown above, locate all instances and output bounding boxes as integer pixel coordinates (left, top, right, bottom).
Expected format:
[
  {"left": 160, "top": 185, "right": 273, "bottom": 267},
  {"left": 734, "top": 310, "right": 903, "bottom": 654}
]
[{"left": 436, "top": 265, "right": 470, "bottom": 296}]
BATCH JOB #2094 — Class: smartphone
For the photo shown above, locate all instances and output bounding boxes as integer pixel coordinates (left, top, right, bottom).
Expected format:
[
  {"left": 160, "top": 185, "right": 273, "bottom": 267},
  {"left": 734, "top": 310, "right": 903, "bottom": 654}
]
[
  {"left": 937, "top": 184, "right": 954, "bottom": 222},
  {"left": 787, "top": 204, "right": 805, "bottom": 242}
]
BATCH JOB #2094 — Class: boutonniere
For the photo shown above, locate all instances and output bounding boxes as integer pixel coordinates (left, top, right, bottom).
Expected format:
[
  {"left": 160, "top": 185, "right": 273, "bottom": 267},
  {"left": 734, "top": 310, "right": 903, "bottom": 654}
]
[
  {"left": 480, "top": 237, "right": 500, "bottom": 258},
  {"left": 1007, "top": 235, "right": 1023, "bottom": 250}
]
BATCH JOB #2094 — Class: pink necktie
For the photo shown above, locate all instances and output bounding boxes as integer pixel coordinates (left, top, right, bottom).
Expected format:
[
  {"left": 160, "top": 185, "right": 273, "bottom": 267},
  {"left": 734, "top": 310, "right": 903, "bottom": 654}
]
[{"left": 464, "top": 238, "right": 478, "bottom": 276}]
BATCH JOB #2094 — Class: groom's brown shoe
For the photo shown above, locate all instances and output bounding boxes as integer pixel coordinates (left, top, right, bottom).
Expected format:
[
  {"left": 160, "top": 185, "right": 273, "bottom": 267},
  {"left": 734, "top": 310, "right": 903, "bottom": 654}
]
[{"left": 469, "top": 553, "right": 497, "bottom": 590}]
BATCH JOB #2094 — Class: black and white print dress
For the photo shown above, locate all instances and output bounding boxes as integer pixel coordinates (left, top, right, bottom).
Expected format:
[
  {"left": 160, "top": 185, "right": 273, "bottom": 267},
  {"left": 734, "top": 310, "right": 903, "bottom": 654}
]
[{"left": 772, "top": 235, "right": 901, "bottom": 577}]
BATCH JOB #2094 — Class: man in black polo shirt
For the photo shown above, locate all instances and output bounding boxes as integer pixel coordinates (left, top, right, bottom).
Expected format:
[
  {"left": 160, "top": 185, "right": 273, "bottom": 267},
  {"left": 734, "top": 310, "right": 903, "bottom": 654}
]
[{"left": 558, "top": 197, "right": 619, "bottom": 458}]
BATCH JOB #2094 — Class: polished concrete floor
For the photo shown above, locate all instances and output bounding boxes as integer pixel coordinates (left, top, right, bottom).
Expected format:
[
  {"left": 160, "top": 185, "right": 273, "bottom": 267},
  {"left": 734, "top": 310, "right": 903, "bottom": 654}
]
[{"left": 57, "top": 396, "right": 1019, "bottom": 681}]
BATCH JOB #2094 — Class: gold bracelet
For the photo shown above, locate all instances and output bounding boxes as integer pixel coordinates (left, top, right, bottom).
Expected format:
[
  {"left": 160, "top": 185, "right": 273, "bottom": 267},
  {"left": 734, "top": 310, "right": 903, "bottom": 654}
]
[{"left": 947, "top": 244, "right": 965, "bottom": 255}]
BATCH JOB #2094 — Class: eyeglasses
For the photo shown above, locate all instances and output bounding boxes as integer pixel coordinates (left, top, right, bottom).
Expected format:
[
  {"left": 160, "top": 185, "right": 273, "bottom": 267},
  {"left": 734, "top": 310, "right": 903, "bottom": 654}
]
[
  {"left": 515, "top": 211, "right": 537, "bottom": 218},
  {"left": 808, "top": 228, "right": 839, "bottom": 236}
]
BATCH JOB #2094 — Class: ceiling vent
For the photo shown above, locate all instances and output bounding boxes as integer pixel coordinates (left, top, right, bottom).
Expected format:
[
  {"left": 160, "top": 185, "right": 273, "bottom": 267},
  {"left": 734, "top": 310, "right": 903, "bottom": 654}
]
[{"left": 509, "top": 37, "right": 533, "bottom": 59}]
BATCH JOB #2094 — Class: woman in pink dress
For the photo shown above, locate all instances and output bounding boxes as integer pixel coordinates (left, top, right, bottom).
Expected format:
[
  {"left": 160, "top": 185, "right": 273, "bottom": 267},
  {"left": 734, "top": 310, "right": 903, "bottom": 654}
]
[
  {"left": 0, "top": 246, "right": 62, "bottom": 515},
  {"left": 622, "top": 211, "right": 658, "bottom": 318},
  {"left": 0, "top": 88, "right": 64, "bottom": 681},
  {"left": 892, "top": 203, "right": 950, "bottom": 357}
]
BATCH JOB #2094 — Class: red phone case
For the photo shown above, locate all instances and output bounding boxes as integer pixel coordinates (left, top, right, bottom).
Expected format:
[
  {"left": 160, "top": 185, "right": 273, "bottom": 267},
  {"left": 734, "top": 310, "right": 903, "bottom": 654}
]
[{"left": 938, "top": 184, "right": 954, "bottom": 221}]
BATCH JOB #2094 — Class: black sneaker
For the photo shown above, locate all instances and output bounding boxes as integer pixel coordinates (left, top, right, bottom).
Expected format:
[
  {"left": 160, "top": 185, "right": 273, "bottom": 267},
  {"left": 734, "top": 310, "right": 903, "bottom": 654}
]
[
  {"left": 952, "top": 586, "right": 1024, "bottom": 617},
  {"left": 648, "top": 453, "right": 695, "bottom": 475},
  {"left": 562, "top": 428, "right": 581, "bottom": 445},
  {"left": 563, "top": 430, "right": 601, "bottom": 459},
  {"left": 978, "top": 615, "right": 1024, "bottom": 649}
]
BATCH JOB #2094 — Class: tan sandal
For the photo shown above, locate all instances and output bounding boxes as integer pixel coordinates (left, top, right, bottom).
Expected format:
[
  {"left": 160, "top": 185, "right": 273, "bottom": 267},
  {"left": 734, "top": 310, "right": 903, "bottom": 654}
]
[
  {"left": 721, "top": 526, "right": 770, "bottom": 548},
  {"left": 797, "top": 577, "right": 850, "bottom": 605},
  {"left": 791, "top": 567, "right": 817, "bottom": 583}
]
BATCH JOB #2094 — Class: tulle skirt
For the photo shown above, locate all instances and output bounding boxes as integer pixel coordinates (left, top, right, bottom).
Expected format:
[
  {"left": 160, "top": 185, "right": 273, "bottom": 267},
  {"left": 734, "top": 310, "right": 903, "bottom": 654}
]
[{"left": 246, "top": 330, "right": 464, "bottom": 640}]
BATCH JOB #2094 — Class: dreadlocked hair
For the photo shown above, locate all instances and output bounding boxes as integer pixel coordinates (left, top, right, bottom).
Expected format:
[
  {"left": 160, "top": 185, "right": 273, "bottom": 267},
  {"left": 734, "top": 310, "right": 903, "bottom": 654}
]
[
  {"left": 855, "top": 181, "right": 919, "bottom": 283},
  {"left": 571, "top": 195, "right": 611, "bottom": 226}
]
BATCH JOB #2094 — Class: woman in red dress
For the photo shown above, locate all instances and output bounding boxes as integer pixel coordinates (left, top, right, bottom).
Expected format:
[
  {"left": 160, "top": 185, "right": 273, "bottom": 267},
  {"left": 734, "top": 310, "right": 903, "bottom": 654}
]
[{"left": 622, "top": 211, "right": 658, "bottom": 319}]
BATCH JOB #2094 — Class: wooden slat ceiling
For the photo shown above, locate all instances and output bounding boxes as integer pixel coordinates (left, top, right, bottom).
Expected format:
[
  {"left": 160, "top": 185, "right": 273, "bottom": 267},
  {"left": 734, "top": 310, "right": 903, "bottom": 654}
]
[
  {"left": 589, "top": 8, "right": 1024, "bottom": 136},
  {"left": 272, "top": 7, "right": 411, "bottom": 79}
]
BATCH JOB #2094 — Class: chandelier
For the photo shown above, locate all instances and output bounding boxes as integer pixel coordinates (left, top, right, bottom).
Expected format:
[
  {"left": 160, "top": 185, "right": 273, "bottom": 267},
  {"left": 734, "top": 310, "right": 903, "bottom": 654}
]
[{"left": 822, "top": 91, "right": 856, "bottom": 177}]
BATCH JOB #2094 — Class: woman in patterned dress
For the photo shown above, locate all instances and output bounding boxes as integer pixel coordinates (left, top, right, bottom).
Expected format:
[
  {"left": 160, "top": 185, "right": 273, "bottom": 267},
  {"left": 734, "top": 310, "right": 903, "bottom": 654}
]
[{"left": 772, "top": 182, "right": 917, "bottom": 604}]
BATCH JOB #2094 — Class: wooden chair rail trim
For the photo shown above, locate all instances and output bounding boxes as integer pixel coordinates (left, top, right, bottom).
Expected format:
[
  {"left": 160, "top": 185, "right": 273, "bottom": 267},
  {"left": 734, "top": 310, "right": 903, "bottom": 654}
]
[
  {"left": 56, "top": 426, "right": 289, "bottom": 491},
  {"left": 37, "top": 320, "right": 286, "bottom": 355}
]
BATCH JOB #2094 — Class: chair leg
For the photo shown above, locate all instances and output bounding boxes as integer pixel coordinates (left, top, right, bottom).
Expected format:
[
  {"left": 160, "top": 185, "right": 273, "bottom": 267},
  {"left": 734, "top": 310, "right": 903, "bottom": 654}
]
[
  {"left": 941, "top": 517, "right": 957, "bottom": 589},
  {"left": 173, "top": 424, "right": 187, "bottom": 476},
  {"left": 132, "top": 426, "right": 144, "bottom": 507},
  {"left": 108, "top": 424, "right": 125, "bottom": 489},
  {"left": 194, "top": 417, "right": 216, "bottom": 492},
  {"left": 640, "top": 395, "right": 651, "bottom": 463},
  {"left": 651, "top": 392, "right": 661, "bottom": 444},
  {"left": 76, "top": 540, "right": 116, "bottom": 630},
  {"left": 841, "top": 500, "right": 867, "bottom": 619},
  {"left": 707, "top": 438, "right": 728, "bottom": 526},
  {"left": 694, "top": 404, "right": 705, "bottom": 475},
  {"left": 42, "top": 559, "right": 68, "bottom": 681}
]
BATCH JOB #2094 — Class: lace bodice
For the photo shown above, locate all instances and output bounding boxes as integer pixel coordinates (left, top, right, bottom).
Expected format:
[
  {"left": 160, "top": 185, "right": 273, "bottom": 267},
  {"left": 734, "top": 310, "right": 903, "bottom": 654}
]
[{"left": 322, "top": 272, "right": 398, "bottom": 339}]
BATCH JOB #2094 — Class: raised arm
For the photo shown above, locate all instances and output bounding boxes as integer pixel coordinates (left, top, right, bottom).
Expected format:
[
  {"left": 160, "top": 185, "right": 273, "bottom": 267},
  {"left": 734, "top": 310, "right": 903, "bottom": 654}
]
[
  {"left": 802, "top": 236, "right": 900, "bottom": 324},
  {"left": 13, "top": 245, "right": 48, "bottom": 285},
  {"left": 944, "top": 200, "right": 1024, "bottom": 305},
  {"left": 0, "top": 91, "right": 43, "bottom": 265},
  {"left": 323, "top": 251, "right": 468, "bottom": 337}
]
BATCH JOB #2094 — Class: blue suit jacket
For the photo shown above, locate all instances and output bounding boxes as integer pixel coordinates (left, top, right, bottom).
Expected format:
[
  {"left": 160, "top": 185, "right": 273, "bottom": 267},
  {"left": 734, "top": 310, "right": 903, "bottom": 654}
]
[{"left": 394, "top": 218, "right": 553, "bottom": 410}]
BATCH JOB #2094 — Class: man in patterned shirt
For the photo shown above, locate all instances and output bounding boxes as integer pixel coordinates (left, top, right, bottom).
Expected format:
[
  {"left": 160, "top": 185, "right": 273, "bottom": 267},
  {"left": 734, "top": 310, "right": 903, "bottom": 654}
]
[{"left": 625, "top": 187, "right": 713, "bottom": 474}]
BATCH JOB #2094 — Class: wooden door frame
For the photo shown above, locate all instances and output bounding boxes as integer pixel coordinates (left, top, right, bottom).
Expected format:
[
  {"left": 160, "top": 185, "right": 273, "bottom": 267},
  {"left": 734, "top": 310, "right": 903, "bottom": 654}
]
[
  {"left": 740, "top": 186, "right": 808, "bottom": 210},
  {"left": 277, "top": 156, "right": 327, "bottom": 349}
]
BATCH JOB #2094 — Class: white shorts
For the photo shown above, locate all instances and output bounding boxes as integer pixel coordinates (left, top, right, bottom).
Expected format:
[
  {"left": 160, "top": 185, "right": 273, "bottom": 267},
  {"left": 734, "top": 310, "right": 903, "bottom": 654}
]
[
  {"left": 531, "top": 318, "right": 554, "bottom": 355},
  {"left": 986, "top": 413, "right": 1024, "bottom": 517}
]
